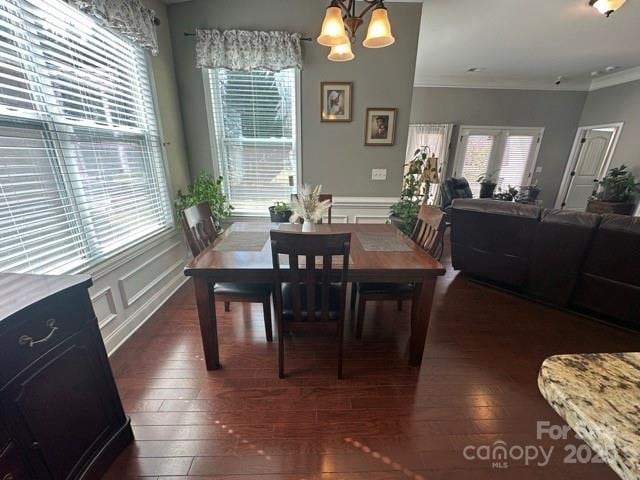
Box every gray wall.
[167,0,422,197]
[410,87,587,207]
[579,79,640,179]
[147,0,191,196]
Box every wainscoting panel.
[230,197,397,226]
[91,287,117,330]
[87,229,189,355]
[331,196,396,224]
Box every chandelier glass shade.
[317,5,349,46]
[363,5,395,48]
[589,0,627,17]
[328,38,355,62]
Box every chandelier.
[317,0,395,62]
[589,0,627,17]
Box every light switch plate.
[535,166,543,173]
[371,169,387,180]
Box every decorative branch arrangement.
[290,185,332,224]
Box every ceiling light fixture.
[318,0,395,62]
[589,0,627,17]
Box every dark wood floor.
[104,243,639,479]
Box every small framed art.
[321,82,353,122]
[364,108,397,146]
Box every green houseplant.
[174,172,233,232]
[389,148,438,235]
[587,165,639,215]
[268,201,293,223]
[494,185,519,202]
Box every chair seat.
[357,282,414,295]
[213,282,271,296]
[282,283,342,321]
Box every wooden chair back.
[270,230,350,323]
[181,202,218,257]
[411,205,446,258]
[290,193,333,224]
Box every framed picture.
[365,108,397,146]
[321,82,352,122]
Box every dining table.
[183,222,446,370]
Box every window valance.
[196,29,303,71]
[65,0,159,55]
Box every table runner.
[213,231,269,251]
[356,232,412,252]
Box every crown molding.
[589,66,640,91]
[413,78,589,92]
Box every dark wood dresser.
[0,273,133,479]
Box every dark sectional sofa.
[450,199,640,329]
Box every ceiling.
[409,0,640,90]
[162,0,640,91]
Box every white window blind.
[459,134,495,197]
[0,0,171,274]
[454,127,542,197]
[207,68,298,216]
[499,135,536,190]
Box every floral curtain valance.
[65,0,159,55]
[196,29,303,72]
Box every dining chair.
[270,230,351,378]
[291,193,333,224]
[351,205,446,339]
[181,202,273,342]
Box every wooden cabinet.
[0,273,132,480]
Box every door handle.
[18,319,58,348]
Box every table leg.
[194,277,220,370]
[410,277,437,366]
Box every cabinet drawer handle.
[18,319,58,348]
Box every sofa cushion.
[572,214,640,325]
[526,209,600,306]
[451,199,541,289]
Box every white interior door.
[561,128,615,211]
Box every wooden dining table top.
[184,222,445,282]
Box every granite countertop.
[538,352,640,480]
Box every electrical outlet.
[371,169,387,181]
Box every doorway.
[556,123,623,211]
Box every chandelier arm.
[355,0,382,19]
[334,0,349,14]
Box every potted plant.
[389,147,437,235]
[494,185,519,202]
[268,201,293,223]
[586,165,639,215]
[477,171,498,199]
[174,172,233,233]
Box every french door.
[453,126,544,197]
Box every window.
[0,0,171,274]
[453,126,543,197]
[405,124,453,205]
[206,68,299,215]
